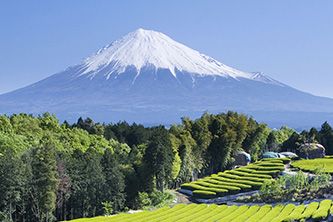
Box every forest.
[0,111,333,222]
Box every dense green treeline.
[0,112,333,221]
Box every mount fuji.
[1,28,333,128]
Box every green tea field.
[68,199,333,222]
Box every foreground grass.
[67,199,333,222]
[291,157,333,173]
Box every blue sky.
[1,1,333,97]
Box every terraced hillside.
[68,199,333,222]
[180,158,288,199]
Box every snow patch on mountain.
[250,72,286,87]
[80,28,254,80]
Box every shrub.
[231,205,260,222]
[259,178,284,200]
[246,205,272,222]
[291,158,333,173]
[212,176,263,189]
[258,205,284,222]
[192,190,216,199]
[204,178,252,189]
[219,205,249,221]
[282,204,305,221]
[312,199,332,221]
[256,162,285,167]
[299,201,319,220]
[247,165,285,171]
[285,171,309,191]
[235,167,280,176]
[261,158,284,163]
[225,170,272,179]
[271,204,296,222]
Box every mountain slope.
[0,28,332,128]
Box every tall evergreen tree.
[319,121,333,155]
[0,149,24,222]
[30,142,58,222]
[101,149,126,213]
[143,127,174,192]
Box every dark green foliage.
[101,149,126,213]
[192,190,216,199]
[319,122,333,155]
[0,149,25,222]
[143,127,174,192]
[30,139,58,222]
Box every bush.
[212,176,263,189]
[259,205,284,221]
[291,158,333,173]
[246,205,272,222]
[192,190,216,199]
[204,178,252,189]
[259,179,284,200]
[312,199,332,221]
[299,202,319,220]
[193,181,241,193]
[271,204,296,222]
[225,170,272,179]
[260,158,290,164]
[256,162,285,167]
[235,167,280,176]
[136,192,152,209]
[282,204,305,221]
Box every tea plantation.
[180,158,287,199]
[67,157,333,222]
[291,157,333,173]
[68,199,333,222]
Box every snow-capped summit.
[81,28,254,80]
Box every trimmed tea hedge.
[180,160,285,199]
[312,199,332,221]
[291,158,333,173]
[66,200,333,222]
[262,157,291,164]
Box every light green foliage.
[192,190,217,199]
[312,199,332,220]
[282,204,306,221]
[135,190,174,210]
[246,205,272,222]
[286,171,309,191]
[266,126,295,151]
[136,192,152,209]
[102,201,113,216]
[181,160,283,199]
[292,158,333,173]
[66,201,332,222]
[271,204,296,222]
[258,170,331,202]
[258,205,284,222]
[216,205,249,222]
[299,202,319,220]
[260,178,284,199]
[231,205,260,222]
